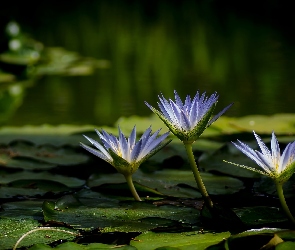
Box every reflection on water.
[2,1,295,126]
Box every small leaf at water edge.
[130,231,230,250]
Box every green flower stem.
[124,174,142,201]
[184,142,213,209]
[275,181,295,225]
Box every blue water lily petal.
[81,126,171,175]
[225,131,295,184]
[145,90,232,143]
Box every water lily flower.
[145,91,232,209]
[81,126,171,201]
[225,131,295,224]
[145,90,233,143]
[226,131,295,184]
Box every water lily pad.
[0,154,56,170]
[223,228,294,250]
[150,139,224,165]
[42,196,200,232]
[0,124,116,146]
[233,206,287,225]
[0,200,44,220]
[226,114,295,134]
[276,242,295,250]
[0,141,88,167]
[28,242,136,250]
[130,231,230,250]
[34,47,110,76]
[0,51,39,65]
[0,172,83,198]
[0,71,15,83]
[0,218,76,249]
[0,170,85,187]
[0,186,58,199]
[199,143,261,178]
[253,176,295,198]
[88,169,244,198]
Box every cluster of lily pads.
[81,90,295,225]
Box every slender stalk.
[275,181,295,225]
[124,174,142,201]
[184,142,213,209]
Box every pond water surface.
[2,1,295,126]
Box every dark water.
[2,1,295,126]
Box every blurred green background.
[1,0,295,126]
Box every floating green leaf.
[0,200,44,220]
[0,171,85,187]
[0,218,76,249]
[42,196,200,232]
[0,124,115,146]
[233,206,287,225]
[88,170,244,198]
[0,154,56,170]
[28,242,136,250]
[0,141,88,168]
[199,143,261,178]
[130,231,230,250]
[276,241,295,250]
[222,228,295,250]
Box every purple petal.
[118,127,129,160]
[174,90,183,108]
[232,141,271,174]
[130,139,143,162]
[80,142,112,162]
[180,110,191,130]
[280,142,295,172]
[208,103,233,126]
[83,135,111,159]
[138,131,169,159]
[253,131,272,160]
[128,126,137,148]
[271,132,280,170]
